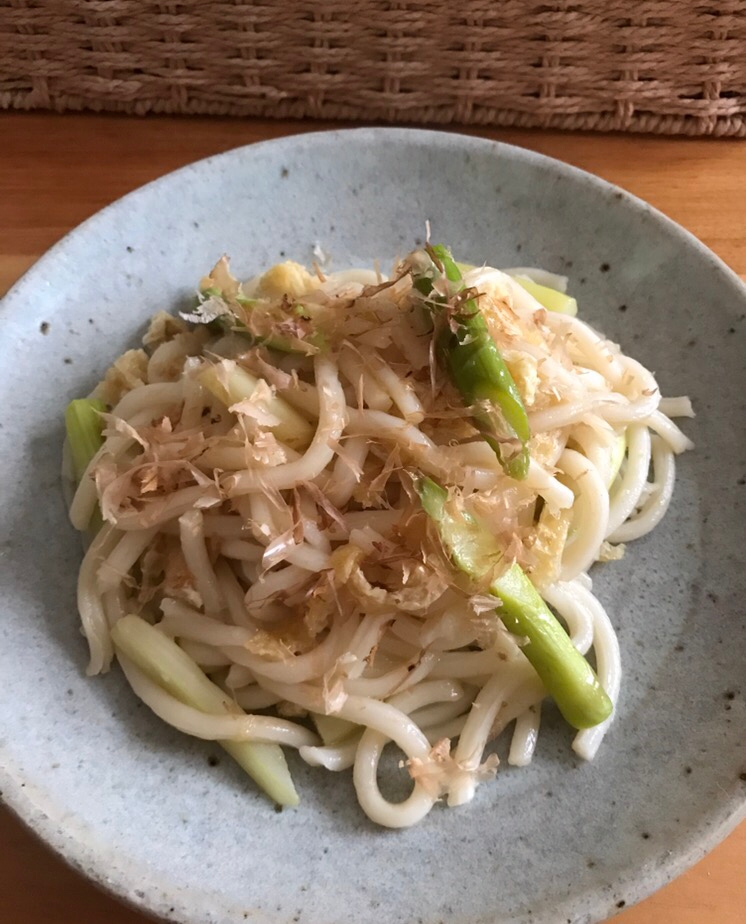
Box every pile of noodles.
[65,251,693,827]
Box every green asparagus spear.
[111,614,299,806]
[416,476,612,730]
[64,398,106,482]
[409,245,531,480]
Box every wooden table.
[0,112,744,923]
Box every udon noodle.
[64,245,693,827]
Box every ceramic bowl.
[0,129,744,924]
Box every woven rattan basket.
[1,1,745,136]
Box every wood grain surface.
[0,112,744,924]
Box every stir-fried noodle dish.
[64,243,693,827]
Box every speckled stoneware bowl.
[0,129,744,924]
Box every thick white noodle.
[525,459,575,511]
[214,560,256,629]
[97,526,158,594]
[350,681,469,827]
[273,378,321,418]
[226,357,346,493]
[606,425,652,536]
[197,443,301,471]
[191,515,251,538]
[570,421,617,490]
[284,545,331,572]
[558,448,610,580]
[610,436,676,542]
[387,679,464,716]
[179,377,208,430]
[428,650,508,680]
[343,613,395,679]
[391,611,478,653]
[423,673,542,748]
[244,564,314,613]
[179,640,232,668]
[111,381,184,421]
[423,715,468,744]
[542,581,595,654]
[410,691,470,730]
[225,663,255,687]
[335,695,431,757]
[345,652,438,699]
[233,686,283,711]
[159,602,254,647]
[179,509,224,616]
[246,492,287,545]
[345,407,439,457]
[353,730,437,828]
[389,318,431,370]
[529,386,657,432]
[338,346,392,411]
[225,617,359,685]
[326,435,369,508]
[361,348,425,423]
[300,737,361,771]
[450,665,535,806]
[114,484,219,530]
[327,509,403,539]
[508,706,541,767]
[101,584,130,631]
[297,490,332,552]
[644,410,695,454]
[568,580,622,760]
[78,524,121,675]
[219,539,263,562]
[543,313,625,386]
[249,676,336,714]
[490,677,547,739]
[529,397,617,433]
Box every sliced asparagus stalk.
[64,398,106,481]
[408,244,531,479]
[416,476,612,730]
[111,614,299,806]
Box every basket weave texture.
[1,1,745,136]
